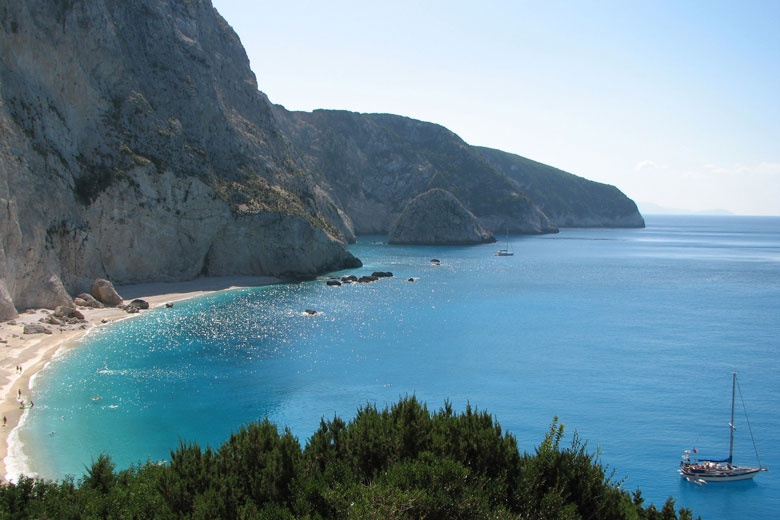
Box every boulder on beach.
[45,315,64,326]
[76,293,105,308]
[129,299,149,310]
[91,279,123,306]
[54,306,85,320]
[24,323,52,335]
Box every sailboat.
[679,372,768,484]
[495,226,513,256]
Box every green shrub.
[0,398,697,519]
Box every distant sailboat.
[495,226,513,256]
[679,372,768,484]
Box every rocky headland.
[475,147,646,228]
[1,0,643,319]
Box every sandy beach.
[0,276,280,482]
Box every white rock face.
[0,0,359,315]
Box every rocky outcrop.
[388,189,496,245]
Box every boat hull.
[679,466,763,482]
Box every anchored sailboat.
[679,372,768,484]
[495,227,513,256]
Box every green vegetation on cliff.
[475,147,645,228]
[0,397,694,519]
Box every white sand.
[0,276,280,482]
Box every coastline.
[0,276,280,483]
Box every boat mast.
[729,371,736,464]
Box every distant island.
[0,0,643,319]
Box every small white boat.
[495,227,513,256]
[679,372,768,483]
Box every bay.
[16,215,780,518]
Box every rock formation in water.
[0,0,643,317]
[388,189,496,245]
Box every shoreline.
[0,276,281,483]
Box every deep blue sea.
[12,215,780,518]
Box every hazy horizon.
[212,1,779,216]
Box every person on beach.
[17,389,21,400]
[3,416,6,427]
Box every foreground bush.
[0,396,696,519]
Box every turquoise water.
[15,215,780,518]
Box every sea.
[9,215,780,519]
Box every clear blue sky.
[212,0,780,215]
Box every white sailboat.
[495,227,513,256]
[679,372,768,484]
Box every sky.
[211,0,780,216]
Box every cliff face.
[0,0,643,319]
[475,147,645,228]
[276,108,645,236]
[0,0,358,317]
[275,109,558,236]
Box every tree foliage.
[0,397,696,519]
